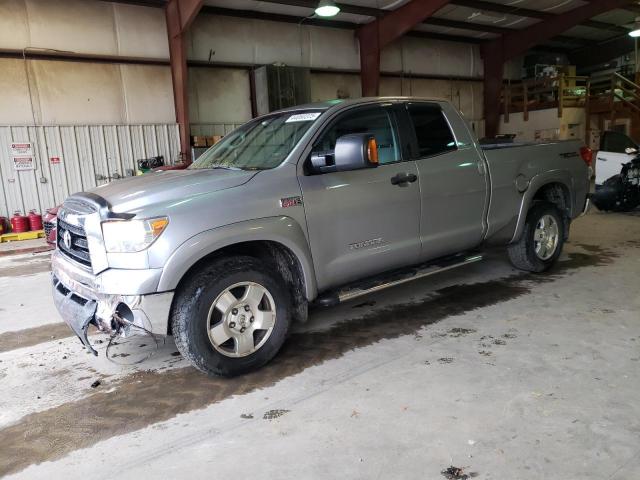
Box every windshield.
[189,110,323,170]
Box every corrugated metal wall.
[0,124,180,218]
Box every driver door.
[298,104,422,291]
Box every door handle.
[391,173,418,185]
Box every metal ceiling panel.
[203,0,310,16]
[466,0,589,15]
[202,0,374,23]
[433,4,539,29]
[564,24,624,40]
[200,0,632,52]
[591,8,636,26]
[337,0,411,10]
[413,22,499,38]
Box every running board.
[314,253,483,308]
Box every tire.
[171,255,292,377]
[508,202,565,273]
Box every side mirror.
[310,133,379,173]
[626,147,638,155]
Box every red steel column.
[358,24,381,97]
[166,0,203,162]
[482,42,504,140]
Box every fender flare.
[511,169,573,243]
[157,216,318,299]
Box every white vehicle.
[592,131,640,211]
[595,131,638,185]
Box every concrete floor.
[0,210,639,479]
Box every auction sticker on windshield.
[285,112,322,123]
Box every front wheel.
[171,256,292,377]
[508,202,565,273]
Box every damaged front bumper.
[53,276,99,354]
[51,250,174,355]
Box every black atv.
[592,155,640,212]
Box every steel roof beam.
[491,0,632,60]
[356,0,453,96]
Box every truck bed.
[481,139,588,244]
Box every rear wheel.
[171,256,292,377]
[508,202,565,273]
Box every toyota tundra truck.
[52,97,591,376]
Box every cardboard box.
[207,135,223,147]
[192,136,208,147]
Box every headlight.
[102,217,169,253]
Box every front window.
[314,106,400,165]
[190,110,323,171]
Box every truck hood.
[89,168,258,214]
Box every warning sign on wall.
[50,156,61,165]
[13,156,35,171]
[10,143,33,157]
[9,142,36,171]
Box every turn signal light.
[150,218,169,237]
[367,138,379,165]
[580,146,593,167]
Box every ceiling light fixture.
[315,0,340,17]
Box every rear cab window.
[406,103,457,159]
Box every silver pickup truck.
[52,97,591,376]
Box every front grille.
[57,219,92,268]
[44,220,55,237]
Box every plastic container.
[10,212,30,233]
[28,210,43,231]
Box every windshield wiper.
[208,165,243,171]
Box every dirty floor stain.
[0,257,51,277]
[0,323,73,353]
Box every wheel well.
[170,241,308,334]
[532,182,571,239]
[533,182,571,217]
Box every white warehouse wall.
[499,108,586,142]
[189,14,485,78]
[0,0,175,125]
[0,0,169,58]
[0,0,510,126]
[188,12,488,121]
[188,68,252,124]
[0,58,175,125]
